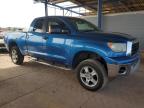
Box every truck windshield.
[69,18,100,32]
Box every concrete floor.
[0,54,144,108]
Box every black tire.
[76,59,108,91]
[10,46,24,65]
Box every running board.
[30,57,71,71]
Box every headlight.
[108,42,127,52]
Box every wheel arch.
[72,51,108,74]
[8,40,18,51]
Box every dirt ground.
[0,54,144,108]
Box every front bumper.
[106,54,140,78]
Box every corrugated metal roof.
[34,0,144,15]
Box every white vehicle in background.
[0,32,6,50]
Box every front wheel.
[76,59,108,91]
[10,46,24,65]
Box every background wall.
[82,11,144,51]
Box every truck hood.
[77,32,136,43]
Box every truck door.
[27,18,46,58]
[43,18,72,64]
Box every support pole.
[45,0,48,16]
[63,9,64,16]
[44,2,85,16]
[55,7,56,15]
[97,0,103,29]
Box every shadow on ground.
[0,55,144,108]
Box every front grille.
[131,42,139,55]
[0,44,5,47]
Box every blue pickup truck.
[4,16,140,91]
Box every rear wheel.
[76,59,108,91]
[10,46,24,65]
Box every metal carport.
[34,0,144,29]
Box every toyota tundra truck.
[4,16,140,91]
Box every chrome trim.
[33,60,71,71]
[107,59,140,78]
[107,64,119,78]
[126,41,132,56]
[130,59,140,74]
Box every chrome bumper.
[107,59,140,78]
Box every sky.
[0,0,45,28]
[0,0,82,29]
